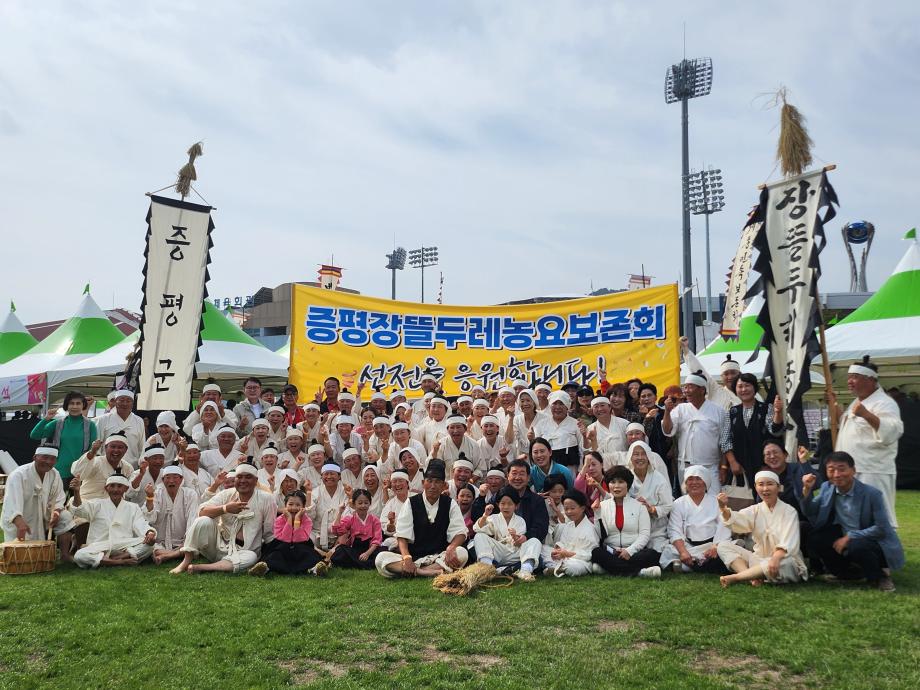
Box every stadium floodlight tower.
[686,166,725,323]
[407,246,439,303]
[385,247,407,300]
[666,56,713,351]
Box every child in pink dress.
[252,490,327,576]
[330,489,384,569]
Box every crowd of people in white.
[1,352,905,591]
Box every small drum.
[0,539,56,575]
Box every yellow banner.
[290,284,680,396]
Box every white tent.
[823,239,920,389]
[0,292,126,406]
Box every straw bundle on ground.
[432,562,498,596]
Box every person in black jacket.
[374,460,469,578]
[722,373,784,489]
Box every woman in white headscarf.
[659,465,732,574]
[627,440,673,554]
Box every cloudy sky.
[2,1,918,323]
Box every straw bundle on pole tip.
[175,141,204,199]
[774,88,813,178]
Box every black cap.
[423,459,447,481]
[562,381,579,392]
[576,385,594,397]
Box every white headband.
[684,373,708,388]
[201,401,219,412]
[481,415,499,426]
[754,470,781,485]
[486,469,506,479]
[185,443,200,452]
[35,447,58,458]
[104,434,128,447]
[373,416,391,426]
[321,463,341,474]
[430,397,449,408]
[389,391,406,401]
[371,392,386,401]
[338,392,356,402]
[535,383,552,392]
[453,459,474,471]
[335,415,356,427]
[251,419,270,429]
[234,464,259,477]
[113,389,134,400]
[105,474,130,487]
[144,446,166,458]
[626,422,645,434]
[161,466,184,478]
[720,359,741,373]
[286,427,304,438]
[590,396,610,408]
[307,444,325,455]
[446,415,467,427]
[390,471,409,482]
[498,386,515,395]
[304,403,320,412]
[342,448,360,459]
[267,406,286,416]
[391,422,410,432]
[472,399,490,408]
[362,464,380,478]
[202,383,221,394]
[456,395,473,404]
[848,364,878,379]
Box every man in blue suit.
[801,451,904,592]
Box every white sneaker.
[639,566,662,579]
[591,563,605,575]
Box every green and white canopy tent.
[0,302,38,365]
[49,301,289,399]
[823,238,920,389]
[689,294,770,378]
[0,292,127,406]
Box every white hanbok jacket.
[1,463,67,541]
[144,486,200,549]
[73,498,154,555]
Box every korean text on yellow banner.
[289,284,679,396]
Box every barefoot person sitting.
[170,462,276,575]
[143,465,200,565]
[71,473,156,568]
[716,470,808,588]
[375,460,469,578]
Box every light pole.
[385,247,407,300]
[686,167,725,324]
[666,56,713,351]
[408,246,439,303]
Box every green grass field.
[1,492,918,690]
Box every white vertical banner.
[137,196,214,411]
[750,169,837,451]
[720,217,759,338]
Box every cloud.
[0,1,918,323]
